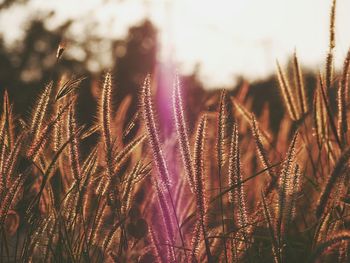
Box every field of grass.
[1,0,350,262]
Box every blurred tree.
[0,17,92,115]
[111,20,157,116]
[0,0,28,10]
[0,12,210,140]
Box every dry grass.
[1,0,350,262]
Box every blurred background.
[0,0,349,131]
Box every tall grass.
[1,0,350,262]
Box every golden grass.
[1,1,350,262]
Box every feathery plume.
[173,73,195,192]
[313,213,332,247]
[0,123,7,197]
[325,0,337,90]
[89,199,108,246]
[67,104,81,181]
[251,114,277,195]
[217,89,229,168]
[53,104,63,151]
[102,217,126,253]
[189,221,201,263]
[4,133,24,185]
[141,74,171,187]
[193,114,212,262]
[338,48,350,144]
[337,80,346,146]
[283,164,301,237]
[293,51,308,115]
[277,132,298,247]
[313,83,328,149]
[30,82,53,139]
[217,89,230,263]
[101,72,114,178]
[56,42,65,60]
[228,123,249,235]
[2,90,14,148]
[193,115,208,223]
[318,71,342,148]
[276,61,299,121]
[97,72,118,199]
[55,76,86,101]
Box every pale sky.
[1,0,350,88]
